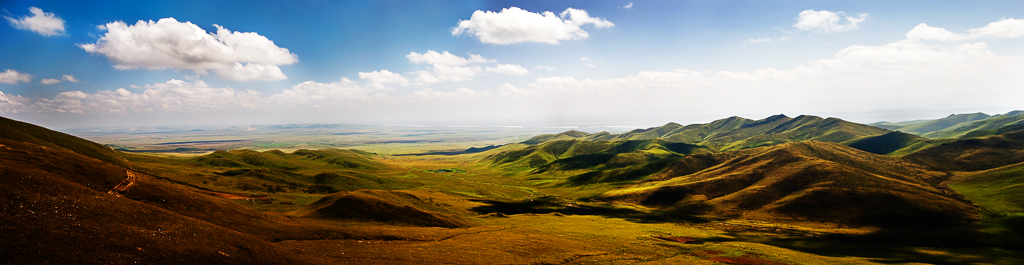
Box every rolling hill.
[871,110,1024,139]
[904,126,1024,172]
[600,141,978,228]
[522,114,891,151]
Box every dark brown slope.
[0,139,312,265]
[905,128,1024,171]
[0,116,128,167]
[602,141,977,228]
[295,190,469,228]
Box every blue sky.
[1,0,1023,128]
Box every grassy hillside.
[846,131,947,156]
[870,110,1024,139]
[0,138,315,264]
[521,115,890,152]
[904,128,1024,171]
[294,189,470,228]
[949,162,1024,215]
[601,142,976,228]
[0,115,128,167]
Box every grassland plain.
[5,114,1024,264]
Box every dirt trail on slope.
[107,170,138,197]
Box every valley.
[3,112,1024,264]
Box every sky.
[1,0,1023,129]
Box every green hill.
[600,141,977,228]
[847,131,947,156]
[870,110,1024,139]
[523,115,890,152]
[295,189,469,228]
[949,162,1024,215]
[904,127,1024,171]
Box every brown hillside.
[297,190,469,228]
[904,129,1024,171]
[0,139,313,264]
[602,141,977,228]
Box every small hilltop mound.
[296,190,470,228]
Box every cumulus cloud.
[359,70,409,89]
[270,78,391,109]
[623,3,634,9]
[62,75,80,83]
[535,65,555,71]
[0,91,31,114]
[79,18,297,81]
[0,69,33,84]
[794,9,867,33]
[485,64,529,75]
[406,50,494,65]
[451,7,614,45]
[39,74,81,85]
[5,7,65,36]
[406,50,525,84]
[907,18,1024,41]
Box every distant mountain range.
[870,110,1024,139]
[486,112,1024,227]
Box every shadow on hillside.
[468,196,713,224]
[699,216,1024,264]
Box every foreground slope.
[0,116,128,167]
[601,141,977,228]
[0,138,312,264]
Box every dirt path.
[107,170,138,197]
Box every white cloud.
[485,64,529,75]
[271,78,391,109]
[405,50,524,84]
[62,75,80,83]
[39,74,81,85]
[748,38,773,43]
[497,83,531,96]
[211,63,287,81]
[0,91,31,114]
[451,7,614,45]
[907,18,1024,41]
[5,7,65,37]
[413,65,483,84]
[79,18,297,81]
[0,69,32,84]
[406,50,494,65]
[585,63,596,68]
[535,65,555,71]
[359,70,409,89]
[31,79,266,114]
[794,9,867,33]
[623,3,634,9]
